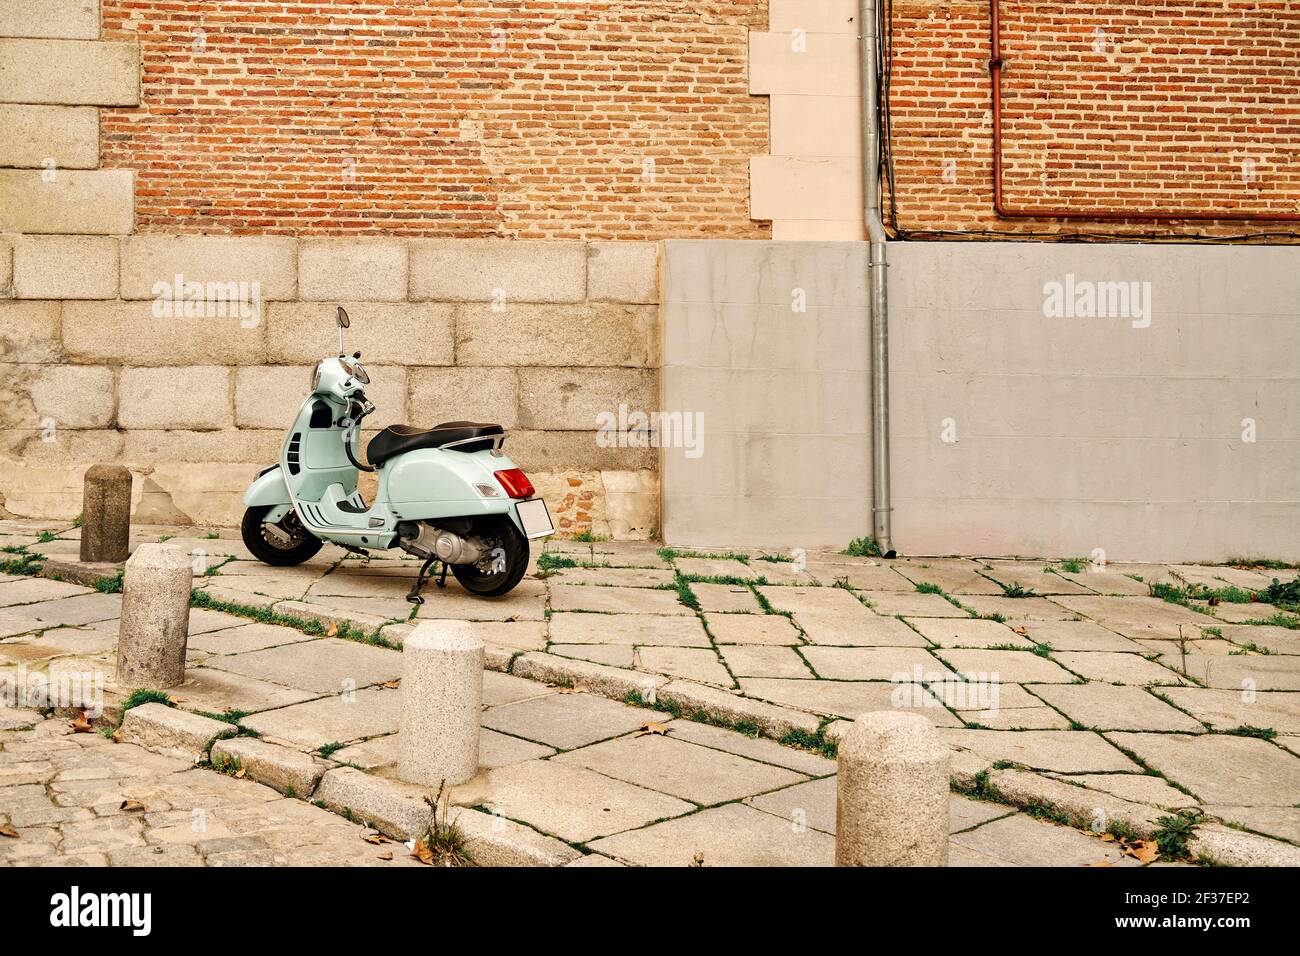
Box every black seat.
[366,422,503,466]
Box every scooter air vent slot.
[286,433,302,475]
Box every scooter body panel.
[243,466,291,508]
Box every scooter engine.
[397,521,487,565]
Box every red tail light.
[494,468,535,499]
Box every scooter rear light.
[493,468,535,499]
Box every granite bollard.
[836,711,949,866]
[397,620,483,787]
[115,544,192,689]
[80,464,132,563]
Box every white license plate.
[516,498,554,539]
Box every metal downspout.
[860,0,895,557]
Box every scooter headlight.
[311,361,324,393]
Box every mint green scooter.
[241,307,553,600]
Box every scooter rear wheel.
[241,505,324,567]
[450,516,529,597]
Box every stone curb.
[510,651,668,702]
[211,736,330,798]
[118,702,237,763]
[454,807,582,867]
[984,768,1165,838]
[1189,823,1300,867]
[39,556,122,587]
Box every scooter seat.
[366,422,503,466]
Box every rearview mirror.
[336,306,351,329]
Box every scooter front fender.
[243,465,292,508]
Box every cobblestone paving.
[3,518,1298,865]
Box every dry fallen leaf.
[1012,626,1028,636]
[363,833,390,845]
[505,614,520,622]
[326,623,339,637]
[557,684,587,695]
[110,727,124,744]
[69,711,93,734]
[635,722,670,738]
[233,768,246,779]
[120,800,147,813]
[1100,833,1116,842]
[411,839,435,865]
[377,850,393,861]
[0,823,18,838]
[1124,840,1160,864]
[379,680,400,689]
[1084,860,1113,867]
[689,851,705,867]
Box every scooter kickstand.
[435,562,449,589]
[407,556,437,605]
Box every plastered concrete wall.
[661,239,1300,561]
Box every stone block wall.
[0,236,662,535]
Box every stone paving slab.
[800,645,954,681]
[805,562,917,590]
[1017,619,1149,652]
[588,802,835,867]
[1028,684,1206,733]
[662,719,835,776]
[862,590,967,617]
[691,582,762,612]
[551,643,635,667]
[636,645,732,685]
[550,567,676,588]
[1216,624,1300,655]
[909,617,1034,648]
[718,644,815,679]
[479,692,666,751]
[240,687,402,751]
[672,557,756,580]
[705,614,803,645]
[979,562,1096,595]
[186,621,318,657]
[549,584,690,615]
[958,595,1079,621]
[1160,687,1300,735]
[941,728,1139,773]
[169,668,319,715]
[739,677,960,725]
[466,760,694,844]
[1106,732,1300,806]
[1052,650,1189,686]
[553,733,808,805]
[548,612,711,647]
[892,560,1006,594]
[795,610,928,647]
[201,637,403,695]
[756,585,870,617]
[938,648,1078,684]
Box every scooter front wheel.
[451,516,529,597]
[241,505,324,567]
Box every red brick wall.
[101,1,769,238]
[887,0,1300,237]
